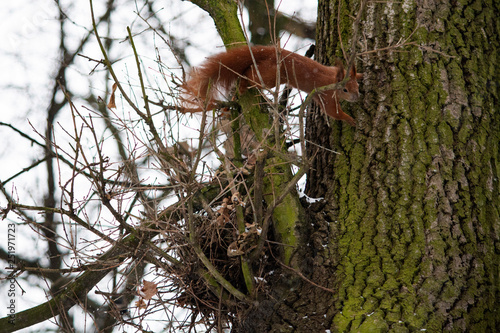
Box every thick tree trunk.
[305,0,500,331]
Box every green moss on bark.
[316,0,500,332]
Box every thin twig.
[346,0,368,76]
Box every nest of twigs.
[166,194,277,327]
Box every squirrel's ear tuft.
[349,65,357,78]
[356,73,363,80]
[334,59,345,82]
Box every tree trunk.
[307,0,500,331]
[237,0,500,332]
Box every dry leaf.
[216,197,232,225]
[135,299,147,309]
[107,83,117,108]
[227,241,244,257]
[137,280,157,300]
[231,192,241,205]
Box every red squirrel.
[182,45,362,126]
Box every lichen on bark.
[309,0,500,332]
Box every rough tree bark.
[303,0,499,331]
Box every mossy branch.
[189,0,246,46]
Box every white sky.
[0,0,317,331]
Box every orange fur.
[182,45,362,126]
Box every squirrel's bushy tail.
[181,46,277,112]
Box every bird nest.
[156,193,277,330]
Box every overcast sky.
[0,1,316,331]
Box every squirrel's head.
[335,63,363,102]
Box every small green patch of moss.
[358,311,389,332]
